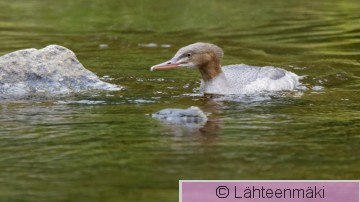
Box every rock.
[0,45,120,97]
[152,106,208,127]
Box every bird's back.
[201,64,300,94]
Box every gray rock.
[152,106,208,127]
[0,45,120,97]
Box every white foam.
[55,100,106,105]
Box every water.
[0,0,359,201]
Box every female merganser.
[150,42,300,95]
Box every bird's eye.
[187,53,192,57]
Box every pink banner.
[180,181,359,202]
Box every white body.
[200,64,300,95]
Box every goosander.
[150,42,300,94]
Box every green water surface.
[0,0,359,201]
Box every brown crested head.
[150,42,224,81]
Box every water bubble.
[99,44,109,48]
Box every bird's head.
[150,42,223,71]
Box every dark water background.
[0,0,359,201]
